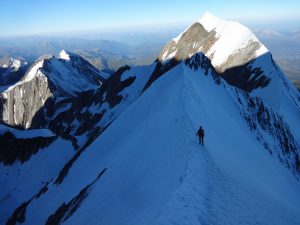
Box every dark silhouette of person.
[196,126,205,146]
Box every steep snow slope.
[10,55,300,225]
[0,62,157,223]
[0,136,74,224]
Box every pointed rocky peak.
[159,12,269,72]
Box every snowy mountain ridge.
[4,50,103,95]
[160,13,300,113]
[3,50,299,225]
[0,12,300,225]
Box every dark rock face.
[234,89,300,177]
[145,52,220,92]
[185,52,221,85]
[6,199,31,225]
[158,22,218,62]
[220,55,271,92]
[32,65,137,150]
[0,72,52,128]
[104,65,135,108]
[6,182,50,225]
[0,131,56,165]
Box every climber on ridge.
[196,125,205,146]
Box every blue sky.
[1,0,300,36]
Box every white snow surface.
[204,18,268,67]
[23,60,44,83]
[16,61,300,225]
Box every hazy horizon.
[1,0,300,37]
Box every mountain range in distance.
[0,24,299,90]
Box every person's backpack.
[200,128,204,137]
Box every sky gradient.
[1,0,300,36]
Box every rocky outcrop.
[1,71,52,128]
[220,54,271,92]
[0,129,56,165]
[158,22,218,62]
[233,88,300,177]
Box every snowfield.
[9,60,300,225]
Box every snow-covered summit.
[4,50,104,95]
[0,57,27,71]
[0,50,106,129]
[197,12,221,32]
[58,50,84,62]
[59,49,71,61]
[158,12,300,113]
[160,12,268,71]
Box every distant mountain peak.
[160,12,268,72]
[0,56,27,70]
[59,49,71,61]
[0,56,29,87]
[57,49,82,61]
